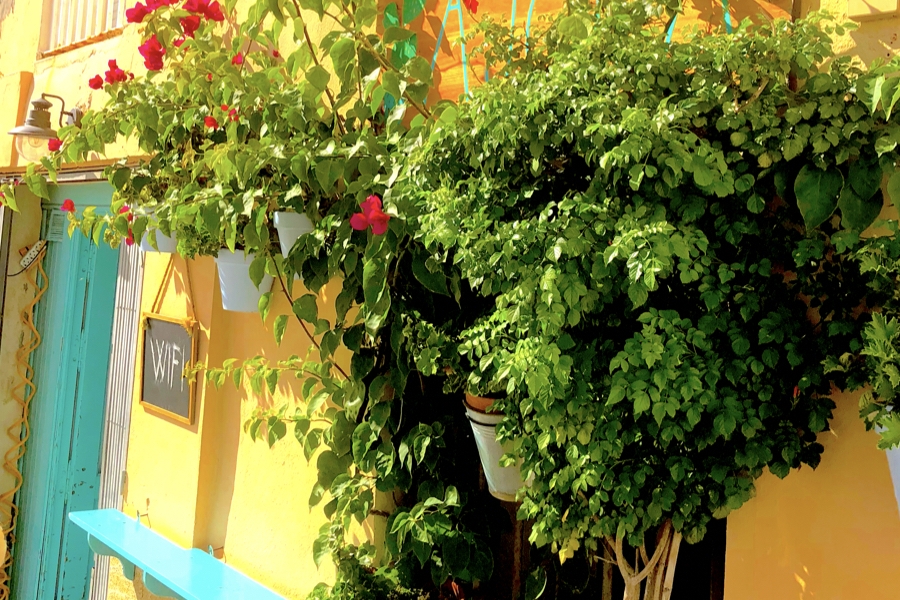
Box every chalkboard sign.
[138,314,197,424]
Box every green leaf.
[402,0,425,24]
[273,314,288,345]
[267,419,287,447]
[383,2,400,27]
[557,15,588,39]
[837,185,882,231]
[315,159,343,192]
[384,26,415,45]
[306,65,331,91]
[848,158,881,200]
[887,170,900,205]
[329,38,356,82]
[412,253,448,295]
[292,294,318,323]
[442,536,470,574]
[298,0,324,18]
[794,165,843,229]
[249,255,266,288]
[352,422,378,462]
[258,292,272,323]
[525,567,548,600]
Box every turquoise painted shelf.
[68,509,284,600]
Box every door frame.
[10,182,120,600]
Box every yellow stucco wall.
[107,254,337,599]
[724,391,900,600]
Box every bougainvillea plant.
[4,0,900,599]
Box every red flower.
[147,0,177,7]
[125,2,151,22]
[462,0,478,13]
[183,0,224,21]
[61,199,76,213]
[138,35,166,71]
[231,52,243,66]
[48,138,62,152]
[125,229,135,246]
[793,385,800,399]
[228,108,239,122]
[206,73,213,81]
[204,116,219,128]
[220,103,228,111]
[272,49,280,58]
[204,1,225,21]
[88,74,104,89]
[173,37,186,48]
[180,15,201,37]
[104,59,129,84]
[119,205,134,222]
[350,195,390,235]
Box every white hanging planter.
[877,425,900,518]
[139,229,178,254]
[215,249,274,313]
[464,394,530,502]
[273,211,314,258]
[886,446,900,518]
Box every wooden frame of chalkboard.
[137,312,198,425]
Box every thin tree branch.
[273,258,350,380]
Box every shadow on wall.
[0,0,13,24]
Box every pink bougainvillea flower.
[204,116,219,128]
[368,210,390,235]
[60,199,76,213]
[349,213,369,231]
[138,34,166,71]
[119,205,134,222]
[228,108,239,122]
[350,195,390,235]
[47,138,62,152]
[463,0,478,12]
[125,2,151,22]
[147,0,177,8]
[204,0,225,20]
[125,229,135,246]
[183,0,224,21]
[173,37,186,48]
[180,15,201,37]
[231,52,244,66]
[88,74,104,89]
[104,59,129,84]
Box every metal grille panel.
[88,244,142,600]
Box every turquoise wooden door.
[11,182,120,600]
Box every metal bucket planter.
[464,393,529,502]
[139,229,178,254]
[273,211,314,258]
[215,249,273,313]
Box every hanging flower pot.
[214,249,273,313]
[139,229,178,253]
[886,445,900,517]
[464,393,530,502]
[273,211,314,258]
[877,425,900,517]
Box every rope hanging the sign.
[149,254,196,323]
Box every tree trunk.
[607,520,683,600]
